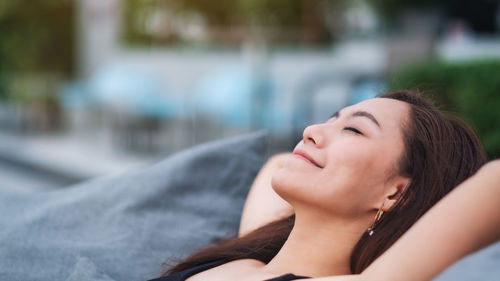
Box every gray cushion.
[434,241,500,281]
[1,130,499,281]
[0,132,267,281]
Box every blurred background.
[0,0,499,192]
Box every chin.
[271,168,286,191]
[271,168,307,202]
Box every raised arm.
[312,160,500,281]
[238,153,294,237]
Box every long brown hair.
[162,90,487,276]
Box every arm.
[312,160,500,281]
[238,153,294,237]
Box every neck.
[264,210,368,278]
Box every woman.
[150,90,500,281]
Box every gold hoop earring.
[367,203,385,236]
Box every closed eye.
[344,127,363,135]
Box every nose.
[302,123,325,147]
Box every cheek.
[325,139,396,182]
[315,143,397,208]
[325,141,377,177]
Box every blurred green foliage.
[0,0,74,99]
[372,0,499,32]
[122,0,345,46]
[371,0,448,20]
[389,60,500,159]
[237,0,344,28]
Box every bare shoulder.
[478,159,500,175]
[463,159,500,188]
[238,153,294,237]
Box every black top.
[148,259,311,281]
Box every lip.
[293,149,322,168]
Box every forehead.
[345,98,410,132]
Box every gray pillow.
[0,132,268,281]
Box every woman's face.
[272,98,410,219]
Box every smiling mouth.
[292,151,322,168]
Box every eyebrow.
[331,110,381,128]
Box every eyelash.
[328,116,363,135]
[344,127,363,135]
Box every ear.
[381,176,411,211]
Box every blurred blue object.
[193,66,252,126]
[193,65,275,128]
[88,66,183,118]
[347,80,386,105]
[59,81,91,109]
